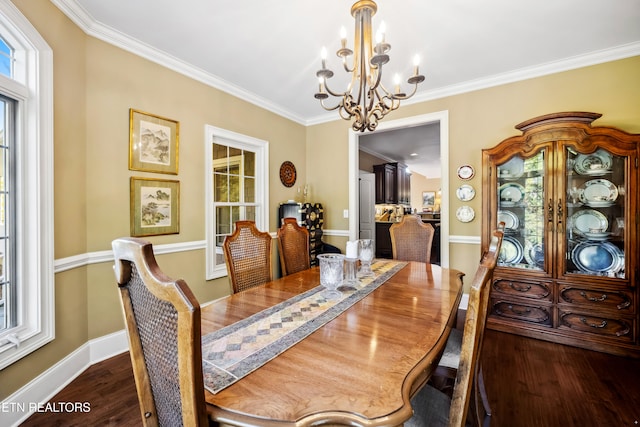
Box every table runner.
[201,259,407,394]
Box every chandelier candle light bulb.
[314,0,425,132]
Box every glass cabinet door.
[496,150,547,271]
[564,147,626,279]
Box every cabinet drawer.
[558,310,634,342]
[558,285,634,312]
[491,299,552,326]
[492,279,552,301]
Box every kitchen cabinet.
[373,162,410,205]
[374,163,396,204]
[375,222,393,258]
[481,112,639,357]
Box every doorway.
[348,111,450,267]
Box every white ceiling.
[52,0,640,176]
[360,123,441,178]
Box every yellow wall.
[2,0,305,399]
[307,56,640,286]
[2,0,640,401]
[410,174,441,213]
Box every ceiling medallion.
[314,0,425,132]
[279,161,297,187]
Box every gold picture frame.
[130,177,180,236]
[129,108,179,174]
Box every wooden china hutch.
[481,112,639,357]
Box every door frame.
[348,110,450,267]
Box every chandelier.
[314,0,425,132]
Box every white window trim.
[205,126,269,280]
[0,0,55,369]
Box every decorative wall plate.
[456,205,475,222]
[456,184,476,201]
[457,165,475,180]
[279,161,297,187]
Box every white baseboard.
[1,330,128,427]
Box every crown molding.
[306,41,640,126]
[50,0,307,126]
[51,1,640,129]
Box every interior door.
[359,171,375,244]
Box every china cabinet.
[481,112,639,357]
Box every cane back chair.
[277,217,311,276]
[389,214,435,263]
[223,220,273,293]
[112,237,208,427]
[407,225,504,427]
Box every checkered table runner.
[202,259,407,394]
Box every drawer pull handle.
[617,300,631,310]
[579,291,607,303]
[510,282,531,292]
[580,317,607,329]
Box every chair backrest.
[112,237,208,427]
[389,214,435,263]
[223,220,273,293]
[277,217,310,276]
[448,226,504,427]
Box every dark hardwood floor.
[21,330,640,426]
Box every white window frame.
[205,126,269,280]
[0,0,54,369]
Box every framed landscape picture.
[130,177,180,236]
[422,191,436,207]
[129,109,179,174]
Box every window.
[205,126,269,280]
[0,94,15,333]
[0,1,54,369]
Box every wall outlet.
[343,209,349,218]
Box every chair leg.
[429,366,457,398]
[478,366,492,421]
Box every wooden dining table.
[201,261,464,427]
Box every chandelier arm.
[390,82,420,100]
[313,0,425,132]
[376,80,395,99]
[341,56,355,73]
[322,80,350,98]
[342,94,359,118]
[368,63,383,92]
[373,87,394,109]
[319,98,346,112]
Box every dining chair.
[389,214,435,263]
[431,224,505,398]
[223,220,273,293]
[277,217,311,276]
[112,237,209,427]
[406,224,504,427]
